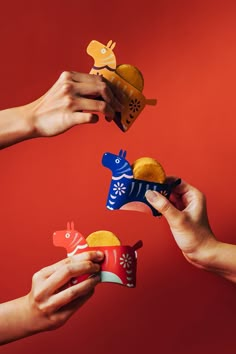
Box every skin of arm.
[0,71,123,149]
[0,251,104,345]
[145,180,236,283]
[0,71,121,344]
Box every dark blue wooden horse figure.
[102,149,181,216]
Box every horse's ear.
[67,222,70,230]
[106,40,113,48]
[119,149,123,157]
[110,42,116,50]
[71,221,74,230]
[123,150,127,158]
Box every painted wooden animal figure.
[53,222,143,288]
[53,221,88,257]
[102,150,181,216]
[87,39,157,132]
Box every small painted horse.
[53,222,142,287]
[102,150,180,216]
[86,39,156,132]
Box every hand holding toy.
[53,222,143,288]
[102,149,181,216]
[87,39,157,132]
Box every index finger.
[70,72,104,83]
[166,177,194,196]
[39,251,104,279]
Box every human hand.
[145,179,217,267]
[26,71,123,138]
[24,250,104,334]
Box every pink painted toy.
[53,222,143,288]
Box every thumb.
[145,190,181,226]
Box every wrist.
[185,240,236,282]
[0,105,37,149]
[0,295,39,345]
[17,103,39,139]
[17,294,39,337]
[183,235,220,270]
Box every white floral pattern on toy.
[53,222,143,288]
[102,149,181,216]
[120,253,132,268]
[113,182,126,196]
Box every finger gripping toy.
[102,149,181,216]
[87,39,157,132]
[53,222,143,288]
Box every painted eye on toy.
[115,158,121,163]
[65,232,70,239]
[101,48,107,54]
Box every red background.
[0,0,236,353]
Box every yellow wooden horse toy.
[87,39,157,132]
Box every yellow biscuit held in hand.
[86,230,121,247]
[132,157,166,183]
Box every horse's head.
[86,39,117,70]
[53,221,88,255]
[102,149,133,177]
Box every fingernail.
[105,115,113,122]
[145,190,158,202]
[96,251,104,260]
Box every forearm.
[0,295,36,345]
[0,105,35,149]
[185,239,236,283]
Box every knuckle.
[158,199,171,214]
[97,100,107,113]
[31,287,44,303]
[59,71,71,81]
[32,271,40,283]
[94,74,103,82]
[37,301,56,320]
[64,95,74,109]
[37,267,48,278]
[49,315,67,329]
[63,257,71,265]
[66,263,75,276]
[61,82,73,95]
[32,269,46,284]
[85,260,94,272]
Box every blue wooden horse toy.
[102,149,181,216]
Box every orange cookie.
[132,157,166,183]
[116,64,144,92]
[86,230,121,247]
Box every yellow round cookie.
[116,64,144,92]
[132,157,166,183]
[86,230,121,247]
